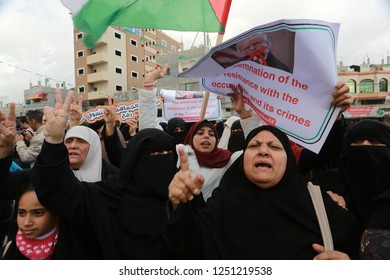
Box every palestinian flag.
[62,0,232,48]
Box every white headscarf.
[217,116,240,149]
[64,126,102,182]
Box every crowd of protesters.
[1,63,389,260]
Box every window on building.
[93,87,97,91]
[185,82,199,91]
[114,32,122,39]
[78,86,85,93]
[131,55,138,62]
[115,67,123,74]
[171,45,177,51]
[360,79,374,93]
[130,39,137,46]
[161,40,167,47]
[76,33,83,40]
[131,71,138,78]
[127,28,141,35]
[77,68,84,76]
[346,79,356,93]
[116,85,123,91]
[115,50,122,57]
[379,78,388,92]
[77,50,84,58]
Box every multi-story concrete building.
[73,26,180,104]
[338,56,390,124]
[0,82,68,117]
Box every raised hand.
[227,84,251,119]
[124,118,138,137]
[168,147,204,209]
[104,96,118,136]
[43,88,73,144]
[69,94,84,127]
[0,102,16,159]
[331,81,353,119]
[144,64,169,89]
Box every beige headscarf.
[64,126,102,182]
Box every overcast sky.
[1,0,389,104]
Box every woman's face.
[244,130,287,189]
[17,191,57,239]
[65,137,91,169]
[192,126,217,153]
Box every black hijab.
[116,128,178,259]
[227,119,245,153]
[188,125,359,259]
[166,117,187,144]
[120,128,177,197]
[341,120,390,229]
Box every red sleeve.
[289,141,302,165]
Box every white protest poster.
[160,89,222,122]
[81,97,163,123]
[179,19,340,153]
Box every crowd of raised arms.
[1,64,390,260]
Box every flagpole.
[199,32,225,121]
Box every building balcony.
[87,91,110,100]
[94,32,109,47]
[87,53,108,66]
[87,72,108,84]
[145,45,157,54]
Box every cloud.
[0,0,74,103]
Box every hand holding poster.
[179,19,341,153]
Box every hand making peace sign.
[43,88,74,144]
[0,102,16,159]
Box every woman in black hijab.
[339,120,390,259]
[312,119,390,259]
[166,117,188,144]
[115,128,179,259]
[169,125,360,259]
[340,120,390,223]
[227,119,245,153]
